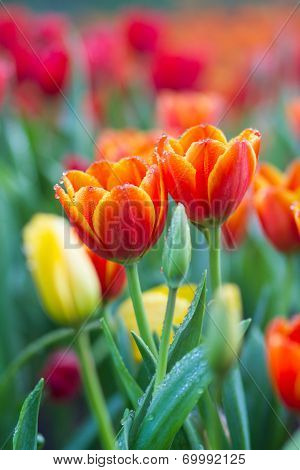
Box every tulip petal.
[186,139,226,203]
[178,124,227,153]
[55,185,101,252]
[161,151,200,219]
[255,163,284,191]
[63,170,100,193]
[106,156,148,190]
[92,184,156,261]
[285,159,300,192]
[255,188,300,252]
[232,128,261,159]
[141,163,168,247]
[86,161,114,189]
[208,139,256,221]
[74,186,108,228]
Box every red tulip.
[123,10,161,54]
[151,50,204,91]
[42,349,81,401]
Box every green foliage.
[223,366,251,450]
[13,379,44,450]
[132,346,212,449]
[168,272,207,370]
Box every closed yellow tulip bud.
[118,284,196,361]
[23,214,101,326]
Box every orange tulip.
[95,128,160,164]
[266,315,300,411]
[156,91,225,136]
[54,150,167,263]
[158,124,260,227]
[86,249,126,302]
[254,161,300,252]
[222,194,251,249]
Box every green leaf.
[131,331,156,377]
[223,366,251,450]
[128,378,155,446]
[198,389,229,450]
[100,319,142,409]
[282,429,300,450]
[238,318,252,342]
[183,417,204,450]
[132,345,212,450]
[117,409,135,450]
[13,379,44,450]
[168,272,206,370]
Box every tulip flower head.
[55,148,167,263]
[119,284,195,361]
[23,214,100,326]
[254,161,300,252]
[266,315,300,411]
[158,124,261,228]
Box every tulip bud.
[162,204,191,289]
[42,349,81,400]
[206,284,242,374]
[23,214,101,326]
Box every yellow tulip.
[23,214,101,326]
[118,284,196,360]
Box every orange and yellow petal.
[74,186,108,228]
[233,128,261,159]
[86,161,114,189]
[208,139,256,221]
[285,160,300,192]
[63,170,100,193]
[106,157,148,190]
[92,184,156,262]
[178,124,227,153]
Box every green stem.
[125,263,158,357]
[154,287,177,390]
[198,389,229,450]
[76,331,116,450]
[208,224,222,293]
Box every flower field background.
[0,1,300,450]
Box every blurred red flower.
[151,49,204,91]
[42,349,81,401]
[123,9,161,54]
[63,154,90,172]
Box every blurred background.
[0,0,300,450]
